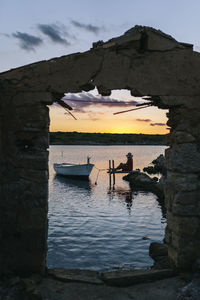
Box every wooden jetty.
[107,160,132,189]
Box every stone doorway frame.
[0,26,200,275]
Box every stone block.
[0,227,47,275]
[171,191,200,216]
[168,131,196,144]
[1,180,48,209]
[13,152,49,170]
[167,212,200,236]
[164,225,172,244]
[147,30,183,51]
[171,232,200,251]
[125,50,200,96]
[168,244,199,269]
[18,208,48,230]
[47,51,103,93]
[167,106,200,138]
[149,242,168,258]
[166,170,200,192]
[166,143,200,173]
[101,269,175,287]
[160,96,200,109]
[172,203,200,216]
[164,186,175,211]
[173,190,200,206]
[93,51,131,90]
[167,108,200,139]
[167,246,179,268]
[20,169,49,183]
[11,92,53,106]
[48,269,103,285]
[103,28,141,48]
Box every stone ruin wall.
[0,86,52,275]
[0,26,200,275]
[165,101,200,268]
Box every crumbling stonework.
[0,86,52,275]
[0,25,199,275]
[165,103,200,269]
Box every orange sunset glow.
[49,90,169,134]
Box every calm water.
[47,145,167,271]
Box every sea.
[47,145,167,271]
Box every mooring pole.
[112,160,115,187]
[109,160,111,188]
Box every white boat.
[53,157,94,179]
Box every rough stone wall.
[1,27,200,98]
[0,26,200,274]
[164,99,200,269]
[0,87,53,275]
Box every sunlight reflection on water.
[47,145,167,270]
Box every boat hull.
[53,163,94,178]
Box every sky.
[1,0,200,134]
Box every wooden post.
[112,160,115,186]
[109,160,111,188]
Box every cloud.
[136,118,151,122]
[87,113,101,121]
[12,32,43,51]
[90,117,100,121]
[1,33,10,38]
[150,122,166,127]
[71,20,103,34]
[38,24,70,45]
[62,92,141,113]
[81,116,101,121]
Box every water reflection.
[125,194,133,212]
[48,145,167,270]
[53,175,93,191]
[108,187,134,213]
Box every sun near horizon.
[49,107,169,134]
[49,90,169,135]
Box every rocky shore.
[1,267,200,300]
[123,154,167,207]
[123,170,165,201]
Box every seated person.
[115,152,133,171]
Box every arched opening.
[47,89,169,270]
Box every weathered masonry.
[0,26,200,275]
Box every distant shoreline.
[50,143,166,146]
[50,132,166,146]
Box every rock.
[142,236,150,240]
[123,171,164,200]
[149,243,170,269]
[124,171,154,185]
[177,278,200,300]
[149,242,168,259]
[0,276,43,300]
[143,154,166,175]
[100,269,175,287]
[48,268,103,285]
[143,166,158,174]
[152,256,171,270]
[152,154,165,167]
